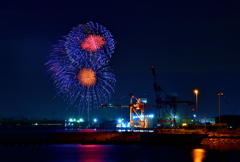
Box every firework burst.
[77,68,97,87]
[46,52,116,113]
[81,35,106,52]
[46,21,116,113]
[64,21,115,63]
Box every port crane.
[100,92,156,128]
[151,66,194,128]
[100,67,194,128]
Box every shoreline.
[1,128,240,147]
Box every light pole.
[194,90,198,129]
[218,91,223,124]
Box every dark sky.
[0,0,240,121]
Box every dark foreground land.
[2,128,240,147]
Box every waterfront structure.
[215,115,240,126]
[0,119,66,129]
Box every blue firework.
[64,21,115,64]
[46,48,116,112]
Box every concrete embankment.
[48,132,141,144]
[0,129,211,146]
[48,132,208,145]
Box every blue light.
[94,118,97,122]
[118,119,122,123]
[149,114,154,118]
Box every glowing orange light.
[77,68,96,87]
[194,90,198,94]
[182,123,187,126]
[192,149,206,162]
[81,35,106,52]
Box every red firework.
[77,68,97,87]
[81,35,106,52]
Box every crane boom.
[151,66,194,128]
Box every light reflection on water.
[192,148,206,162]
[0,144,240,161]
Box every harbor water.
[1,144,240,161]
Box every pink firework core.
[81,35,106,52]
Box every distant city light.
[116,120,130,128]
[193,114,196,118]
[148,114,154,118]
[93,118,97,122]
[68,118,84,123]
[182,123,187,126]
[133,115,154,119]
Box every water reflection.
[192,148,206,162]
[77,144,110,161]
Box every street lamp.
[194,90,198,128]
[218,91,223,124]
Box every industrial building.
[215,115,240,126]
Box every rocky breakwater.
[201,138,240,145]
[201,132,240,145]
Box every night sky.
[1,0,240,121]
